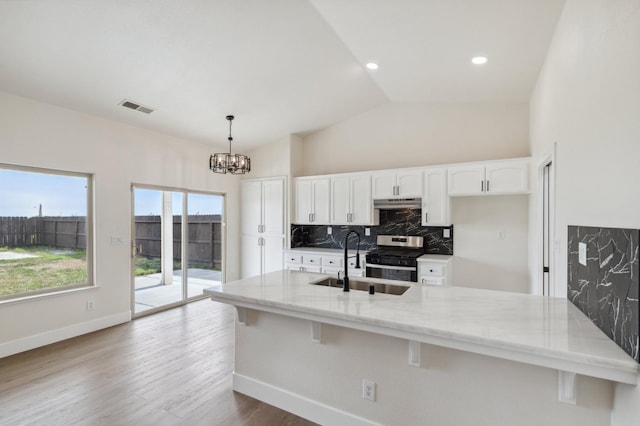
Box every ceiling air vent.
[119,99,155,114]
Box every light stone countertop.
[284,247,366,256]
[205,270,638,384]
[417,254,452,263]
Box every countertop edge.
[205,288,638,385]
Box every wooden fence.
[135,215,222,269]
[0,215,222,269]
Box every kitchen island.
[205,270,637,426]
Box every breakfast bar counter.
[205,270,638,425]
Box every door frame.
[130,183,226,318]
[535,145,557,296]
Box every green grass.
[0,246,87,296]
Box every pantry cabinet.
[241,177,286,278]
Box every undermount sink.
[311,277,410,296]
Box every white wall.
[302,102,531,292]
[528,0,640,423]
[0,91,241,356]
[452,195,530,293]
[302,102,529,176]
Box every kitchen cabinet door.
[372,170,422,199]
[330,174,374,225]
[241,180,262,234]
[485,160,528,194]
[312,178,331,224]
[263,178,285,235]
[396,170,423,197]
[263,236,284,274]
[241,235,262,279]
[330,175,350,224]
[422,167,450,226]
[295,177,330,224]
[447,165,485,196]
[371,173,396,199]
[294,179,313,224]
[349,174,373,224]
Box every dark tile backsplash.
[568,225,639,362]
[291,208,453,255]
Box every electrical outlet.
[87,300,96,311]
[497,231,506,240]
[579,242,587,266]
[362,379,376,401]
[327,227,332,235]
[443,228,451,238]
[365,228,371,236]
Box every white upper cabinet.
[484,160,529,194]
[447,165,485,196]
[330,173,376,225]
[294,177,330,224]
[448,159,529,196]
[422,167,450,226]
[372,169,422,199]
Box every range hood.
[373,198,421,209]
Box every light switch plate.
[327,227,332,235]
[365,228,371,236]
[578,242,587,266]
[443,229,451,238]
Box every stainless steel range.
[365,235,424,282]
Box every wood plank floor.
[0,299,317,426]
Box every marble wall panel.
[291,208,453,255]
[568,225,639,362]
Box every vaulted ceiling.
[0,0,565,150]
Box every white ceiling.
[0,0,565,150]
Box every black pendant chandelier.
[209,115,251,174]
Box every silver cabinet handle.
[486,180,490,192]
[424,212,428,222]
[481,180,484,192]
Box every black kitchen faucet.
[342,230,361,292]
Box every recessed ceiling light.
[471,56,488,65]
[366,62,379,70]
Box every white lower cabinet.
[418,256,452,286]
[284,250,366,277]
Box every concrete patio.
[134,268,221,313]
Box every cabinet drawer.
[303,255,322,266]
[323,255,342,267]
[421,277,445,286]
[420,263,445,277]
[285,253,303,264]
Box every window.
[0,164,93,300]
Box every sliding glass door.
[132,186,224,316]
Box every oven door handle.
[365,263,416,271]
